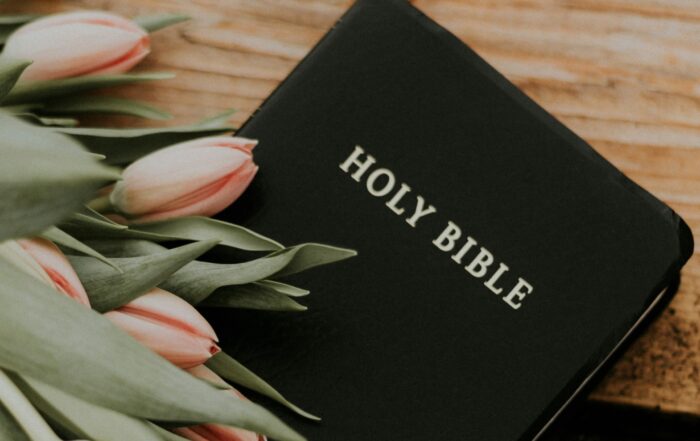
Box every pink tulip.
[110,137,259,223]
[3,11,149,81]
[16,238,91,307]
[173,366,266,441]
[104,288,220,368]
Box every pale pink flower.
[3,11,149,81]
[15,238,91,306]
[110,137,258,223]
[174,366,267,441]
[104,288,220,368]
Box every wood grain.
[3,0,699,416]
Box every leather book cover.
[213,0,695,439]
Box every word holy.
[339,145,533,310]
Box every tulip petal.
[5,24,146,81]
[89,40,150,76]
[187,424,261,441]
[135,163,258,223]
[115,147,251,216]
[17,238,90,306]
[105,309,219,368]
[121,288,218,342]
[173,427,210,441]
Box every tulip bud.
[110,137,259,223]
[174,366,266,441]
[104,288,220,368]
[8,238,91,307]
[3,11,149,81]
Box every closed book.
[216,0,694,439]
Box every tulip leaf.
[80,239,166,258]
[15,112,79,127]
[0,112,119,242]
[70,240,218,312]
[11,374,164,441]
[41,226,120,271]
[134,216,283,251]
[162,243,357,304]
[2,72,174,105]
[61,216,176,242]
[201,284,308,312]
[0,402,30,441]
[41,96,172,120]
[207,352,320,421]
[0,258,305,441]
[0,58,30,101]
[62,214,281,251]
[0,15,40,25]
[135,13,190,33]
[59,212,129,241]
[56,123,235,165]
[257,280,310,297]
[197,108,237,127]
[0,370,60,440]
[77,205,123,224]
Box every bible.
[215,1,694,439]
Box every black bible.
[216,0,694,439]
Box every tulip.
[110,137,259,223]
[174,366,266,441]
[104,288,220,368]
[8,238,91,307]
[3,11,149,81]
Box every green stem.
[0,370,61,441]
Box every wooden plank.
[2,0,699,416]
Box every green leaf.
[81,239,167,258]
[134,13,190,33]
[0,370,61,440]
[42,96,172,120]
[79,239,166,259]
[61,213,281,251]
[56,122,235,165]
[163,244,357,304]
[0,15,40,25]
[0,112,119,242]
[0,58,30,101]
[0,401,30,441]
[41,226,120,271]
[2,72,174,105]
[70,240,217,312]
[256,280,310,297]
[201,284,308,311]
[270,244,358,278]
[77,205,122,224]
[197,108,237,127]
[11,374,164,441]
[14,112,79,127]
[134,216,283,251]
[64,211,127,230]
[0,258,304,441]
[207,352,320,421]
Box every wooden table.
[4,0,700,420]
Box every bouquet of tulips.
[0,7,354,441]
